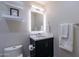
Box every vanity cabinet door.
[35,38,53,57]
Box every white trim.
[29,9,31,32]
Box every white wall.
[47,1,79,57]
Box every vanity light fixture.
[31,5,45,12]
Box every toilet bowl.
[4,45,23,57]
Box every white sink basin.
[30,33,53,41]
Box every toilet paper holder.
[29,45,35,51]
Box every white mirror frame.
[29,5,46,34]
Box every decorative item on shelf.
[10,8,19,16]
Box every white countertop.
[30,33,54,41]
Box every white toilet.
[4,45,23,57]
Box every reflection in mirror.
[29,5,46,33]
[31,12,43,31]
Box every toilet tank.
[4,45,23,57]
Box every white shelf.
[4,2,23,10]
[1,14,22,21]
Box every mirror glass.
[31,11,43,31]
[29,6,46,33]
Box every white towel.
[60,24,69,39]
[59,23,74,52]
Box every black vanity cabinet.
[30,37,54,57]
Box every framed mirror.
[29,5,46,33]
